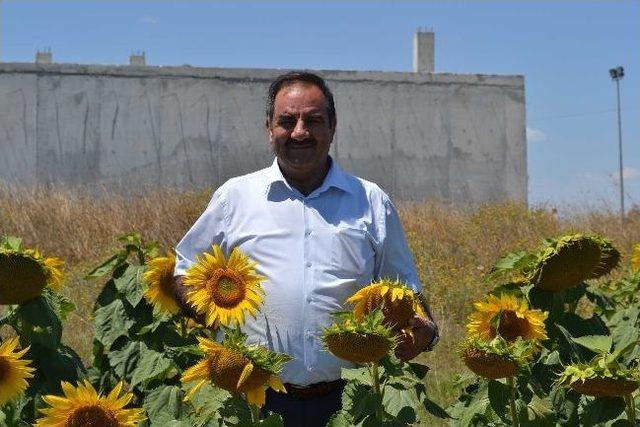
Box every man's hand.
[394,315,438,362]
[172,276,206,325]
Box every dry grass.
[1,186,639,416]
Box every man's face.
[267,82,336,184]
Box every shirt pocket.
[330,227,376,279]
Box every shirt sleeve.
[174,188,229,276]
[374,196,422,293]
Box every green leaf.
[346,383,382,423]
[525,395,555,424]
[487,250,536,280]
[258,412,284,427]
[86,253,126,279]
[487,380,510,420]
[184,382,229,426]
[1,235,22,250]
[143,385,184,424]
[571,335,613,355]
[93,300,135,349]
[325,410,352,427]
[341,367,372,386]
[108,341,145,380]
[423,398,451,419]
[580,397,625,425]
[130,346,175,388]
[407,362,430,380]
[114,264,146,307]
[16,295,62,349]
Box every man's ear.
[265,119,273,141]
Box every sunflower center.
[0,356,9,383]
[493,310,529,341]
[65,405,118,427]
[207,268,246,309]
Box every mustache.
[286,138,317,146]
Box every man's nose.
[291,118,309,140]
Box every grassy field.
[1,186,639,417]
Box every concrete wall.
[0,63,526,204]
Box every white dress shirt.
[175,157,421,386]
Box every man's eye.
[278,118,295,127]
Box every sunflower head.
[529,234,602,292]
[466,293,548,342]
[322,310,396,364]
[184,245,265,327]
[347,279,425,331]
[0,249,48,305]
[0,337,35,406]
[557,361,640,398]
[588,236,620,279]
[181,329,290,407]
[631,243,640,272]
[143,250,180,315]
[460,337,535,380]
[35,380,145,427]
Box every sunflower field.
[1,191,640,426]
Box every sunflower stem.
[250,403,261,424]
[371,361,384,419]
[507,376,520,427]
[624,393,637,426]
[180,318,188,338]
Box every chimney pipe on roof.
[413,30,434,73]
[129,51,146,66]
[35,48,52,64]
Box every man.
[172,71,438,426]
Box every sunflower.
[35,380,145,427]
[0,249,48,305]
[631,243,640,272]
[143,250,180,315]
[181,330,290,408]
[588,236,620,279]
[347,279,425,331]
[0,337,35,406]
[460,337,535,380]
[467,294,547,342]
[322,310,396,364]
[529,234,602,292]
[557,362,640,398]
[184,245,265,327]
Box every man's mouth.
[287,140,316,149]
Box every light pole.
[609,66,624,224]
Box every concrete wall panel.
[0,64,526,205]
[0,74,37,185]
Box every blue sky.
[2,1,639,212]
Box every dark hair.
[265,71,336,126]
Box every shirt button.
[306,262,312,267]
[306,296,312,303]
[305,230,312,236]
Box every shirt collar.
[266,156,353,197]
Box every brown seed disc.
[65,405,118,427]
[325,332,391,364]
[0,253,48,305]
[569,377,639,398]
[531,237,601,292]
[208,347,252,392]
[462,346,518,379]
[589,244,621,279]
[364,293,415,329]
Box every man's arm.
[374,195,439,360]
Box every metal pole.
[616,78,624,224]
